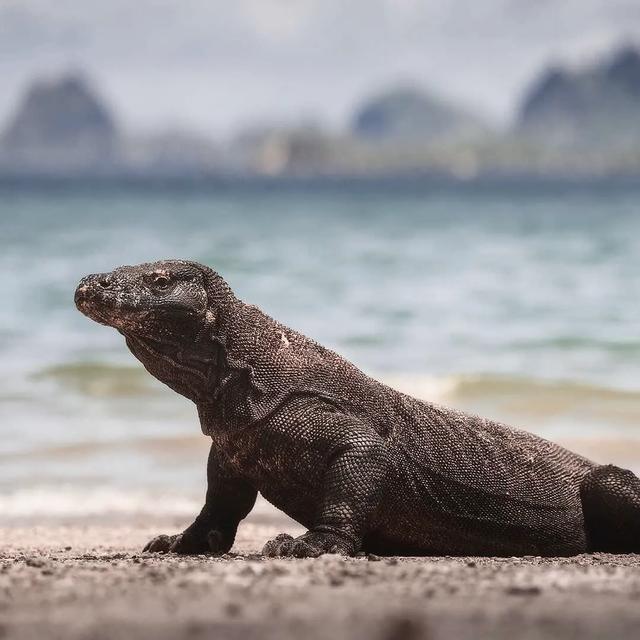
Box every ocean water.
[2,180,640,521]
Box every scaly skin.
[75,260,640,557]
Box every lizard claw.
[143,534,179,553]
[262,531,354,558]
[262,533,295,557]
[143,528,234,555]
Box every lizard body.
[75,260,640,557]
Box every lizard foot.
[143,528,232,555]
[262,531,355,558]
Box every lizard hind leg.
[580,464,640,552]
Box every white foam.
[0,486,283,520]
[381,374,460,402]
[0,486,201,519]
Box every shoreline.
[2,521,640,640]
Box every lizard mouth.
[75,287,119,328]
[74,274,147,330]
[75,277,108,319]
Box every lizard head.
[74,259,231,341]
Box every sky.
[1,0,640,136]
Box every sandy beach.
[2,515,640,640]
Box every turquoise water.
[1,181,640,518]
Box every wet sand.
[2,519,640,640]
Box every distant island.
[517,45,640,151]
[2,44,640,181]
[351,86,487,144]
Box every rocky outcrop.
[351,86,486,144]
[0,73,119,174]
[516,45,640,150]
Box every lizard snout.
[74,273,111,311]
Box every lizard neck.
[124,302,277,436]
[123,310,229,404]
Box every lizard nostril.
[98,277,111,289]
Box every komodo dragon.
[75,260,640,557]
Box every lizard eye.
[151,274,171,290]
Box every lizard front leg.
[144,443,257,555]
[262,407,388,558]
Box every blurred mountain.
[5,49,640,182]
[0,73,119,174]
[516,45,640,150]
[351,86,487,144]
[0,73,227,178]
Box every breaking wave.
[34,362,165,397]
[35,361,640,403]
[0,487,286,523]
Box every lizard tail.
[580,464,640,552]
